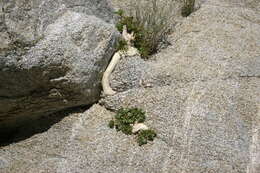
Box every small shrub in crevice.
[109,108,145,135]
[115,10,151,58]
[116,38,128,52]
[108,108,156,146]
[181,0,195,17]
[137,129,157,146]
[114,0,174,59]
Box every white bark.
[102,52,122,96]
[102,25,138,96]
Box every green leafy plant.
[112,108,146,135]
[114,0,175,58]
[115,12,151,58]
[181,0,195,17]
[108,120,115,128]
[137,129,157,146]
[108,108,156,146]
[116,38,128,52]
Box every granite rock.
[0,0,259,172]
[0,0,119,134]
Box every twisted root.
[102,25,138,96]
[102,52,122,96]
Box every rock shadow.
[0,105,90,147]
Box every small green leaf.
[108,120,115,128]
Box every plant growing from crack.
[115,5,172,59]
[108,108,156,146]
[102,1,196,96]
[181,0,195,17]
[137,129,157,146]
[102,3,178,96]
[102,24,139,96]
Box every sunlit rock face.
[0,0,259,173]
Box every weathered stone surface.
[0,0,115,53]
[0,0,259,173]
[102,0,260,172]
[0,0,119,134]
[109,55,153,92]
[101,79,259,173]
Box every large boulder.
[0,0,119,134]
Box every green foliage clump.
[181,0,195,17]
[108,120,115,128]
[108,108,156,146]
[116,38,128,52]
[114,3,172,59]
[116,108,146,124]
[115,10,139,34]
[137,129,157,146]
[111,108,146,135]
[115,10,151,58]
